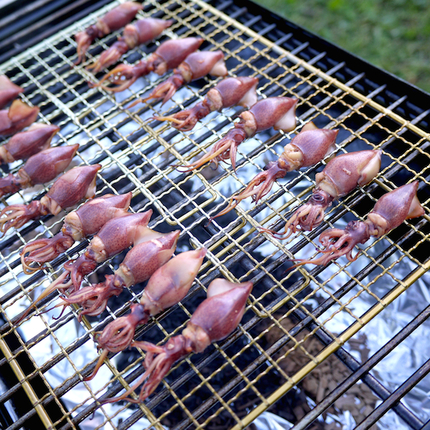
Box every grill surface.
[1,0,430,429]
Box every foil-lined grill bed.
[1,0,430,429]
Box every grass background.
[253,0,430,93]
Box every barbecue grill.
[1,0,430,429]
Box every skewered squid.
[0,75,23,109]
[0,124,60,165]
[293,181,424,267]
[96,37,204,92]
[154,76,259,131]
[264,150,382,240]
[74,2,143,65]
[130,50,228,107]
[213,122,338,219]
[0,164,100,235]
[101,278,252,403]
[87,18,173,73]
[21,192,132,274]
[0,100,39,137]
[84,247,206,380]
[0,144,79,199]
[178,97,298,172]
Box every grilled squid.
[96,37,204,92]
[0,100,39,137]
[178,97,298,172]
[154,76,259,131]
[21,192,132,274]
[213,122,338,219]
[85,247,206,380]
[101,278,252,403]
[0,124,60,165]
[57,230,181,322]
[87,18,173,74]
[17,210,154,323]
[74,1,143,65]
[131,50,228,107]
[0,164,100,235]
[0,144,78,199]
[293,181,424,267]
[0,76,23,109]
[266,150,382,240]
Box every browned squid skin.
[154,76,259,131]
[0,100,39,137]
[87,18,173,74]
[86,247,206,381]
[101,278,252,404]
[133,50,228,107]
[213,122,339,219]
[58,231,181,327]
[179,97,298,173]
[0,124,60,164]
[0,76,23,109]
[293,181,425,268]
[16,210,153,324]
[0,164,100,236]
[74,2,143,65]
[20,192,132,274]
[266,150,382,240]
[96,37,204,92]
[0,144,79,199]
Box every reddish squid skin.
[96,37,204,92]
[62,230,181,322]
[0,144,79,198]
[101,278,252,404]
[88,18,173,73]
[265,149,382,239]
[179,97,298,173]
[293,181,425,267]
[20,192,132,274]
[85,246,206,381]
[0,100,39,137]
[0,76,23,109]
[0,164,100,235]
[137,50,228,106]
[16,209,153,324]
[154,76,259,131]
[74,2,143,65]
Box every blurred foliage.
[254,0,430,92]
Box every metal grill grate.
[1,0,430,429]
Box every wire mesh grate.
[0,0,430,429]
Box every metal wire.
[0,0,429,429]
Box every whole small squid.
[0,100,39,137]
[265,149,382,240]
[154,76,259,131]
[131,50,228,107]
[0,164,100,235]
[101,278,252,404]
[85,247,206,381]
[87,18,173,74]
[213,122,338,219]
[293,181,424,267]
[74,1,143,65]
[55,230,181,322]
[178,97,298,172]
[0,123,60,165]
[0,76,23,109]
[17,210,154,323]
[21,192,132,274]
[0,144,79,199]
[96,37,204,92]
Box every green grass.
[253,0,430,92]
